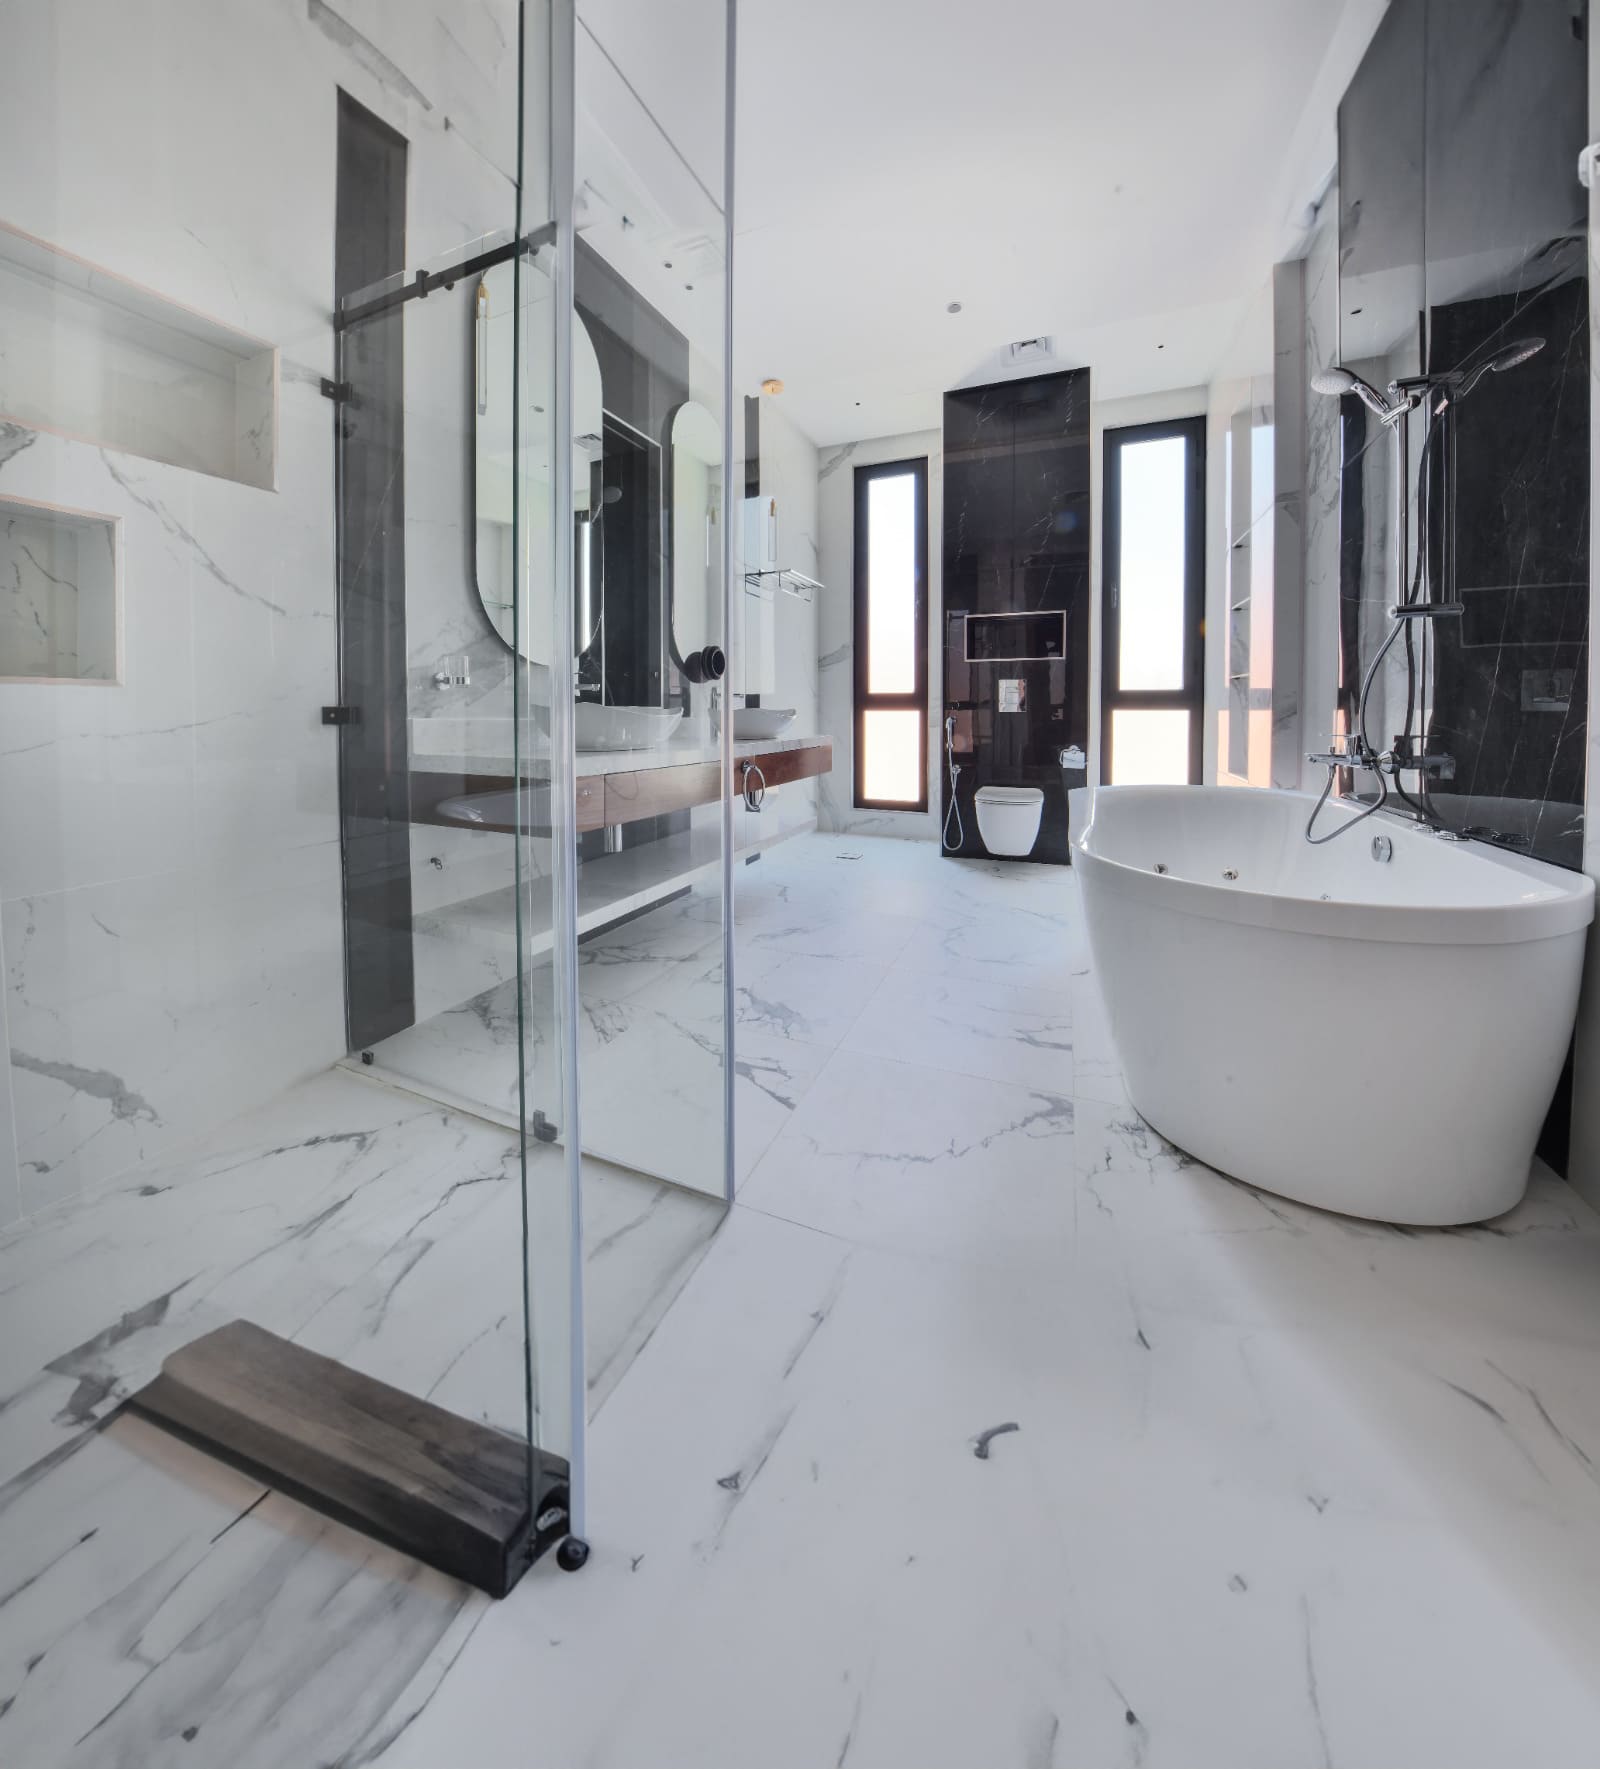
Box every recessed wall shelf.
[0,493,121,684]
[0,219,277,491]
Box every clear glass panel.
[1116,436,1188,691]
[863,708,924,802]
[1110,709,1191,785]
[0,0,580,1736]
[867,471,917,693]
[566,0,733,1220]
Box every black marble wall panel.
[335,91,414,1050]
[1336,0,1589,868]
[942,369,1091,865]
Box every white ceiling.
[578,0,1389,446]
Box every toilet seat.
[974,786,1045,807]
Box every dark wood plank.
[128,1320,568,1598]
[603,761,723,826]
[738,741,832,793]
[412,741,833,837]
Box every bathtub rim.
[1073,785,1594,947]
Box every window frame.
[852,455,930,811]
[1101,416,1206,786]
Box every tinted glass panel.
[866,471,916,694]
[1110,708,1190,784]
[862,708,922,802]
[1116,435,1188,691]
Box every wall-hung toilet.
[974,785,1044,857]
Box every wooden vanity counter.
[410,736,833,835]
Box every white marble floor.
[0,1068,721,1768]
[375,834,1600,1769]
[10,832,1600,1767]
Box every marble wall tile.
[942,372,1090,865]
[1300,198,1342,774]
[1333,0,1588,867]
[0,0,528,1215]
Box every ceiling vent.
[1006,336,1054,366]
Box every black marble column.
[334,90,414,1049]
[942,369,1091,865]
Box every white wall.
[0,0,520,1223]
[760,397,821,825]
[815,429,943,840]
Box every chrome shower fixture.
[1309,364,1413,425]
[1446,336,1545,401]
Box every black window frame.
[853,456,930,811]
[1101,416,1206,786]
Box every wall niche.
[0,220,277,492]
[0,494,120,684]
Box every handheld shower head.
[1311,364,1396,421]
[1489,336,1545,373]
[1447,337,1546,401]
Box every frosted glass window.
[866,471,917,693]
[1116,436,1188,691]
[1110,709,1190,785]
[862,709,922,803]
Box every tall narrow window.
[854,458,929,809]
[1102,418,1205,785]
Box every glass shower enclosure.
[331,0,739,1562]
[0,0,736,1687]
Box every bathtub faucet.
[1307,736,1455,784]
[1306,736,1379,773]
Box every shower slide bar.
[336,219,558,331]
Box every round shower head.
[1310,366,1357,397]
[1310,364,1395,420]
[1450,337,1547,400]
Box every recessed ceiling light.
[946,301,963,314]
[761,377,785,396]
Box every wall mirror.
[665,400,722,669]
[472,256,604,665]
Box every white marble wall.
[0,0,524,1224]
[815,428,943,839]
[760,397,821,829]
[1300,197,1342,780]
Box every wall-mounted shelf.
[0,493,120,684]
[0,220,277,491]
[743,567,821,603]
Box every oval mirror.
[665,400,722,671]
[472,256,604,665]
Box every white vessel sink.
[733,707,797,740]
[575,703,684,752]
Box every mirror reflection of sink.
[733,707,797,740]
[575,703,684,752]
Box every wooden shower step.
[128,1319,568,1597]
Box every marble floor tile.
[378,1185,1600,1769]
[840,962,1073,1092]
[10,832,1600,1766]
[737,1047,1075,1270]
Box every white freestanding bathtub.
[1074,787,1595,1225]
